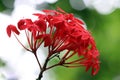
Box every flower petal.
[18,19,33,30]
[6,24,20,37]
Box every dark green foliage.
[0,58,5,67]
[49,1,120,80]
[0,0,7,11]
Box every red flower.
[6,25,20,37]
[6,8,100,75]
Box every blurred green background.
[50,1,120,80]
[0,0,120,80]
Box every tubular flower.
[6,8,100,75]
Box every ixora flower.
[6,8,100,80]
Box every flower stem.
[36,70,44,80]
[36,54,50,80]
[34,52,42,71]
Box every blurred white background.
[0,0,120,80]
[0,0,57,80]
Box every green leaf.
[0,58,6,67]
[0,0,7,11]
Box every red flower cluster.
[6,8,100,75]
